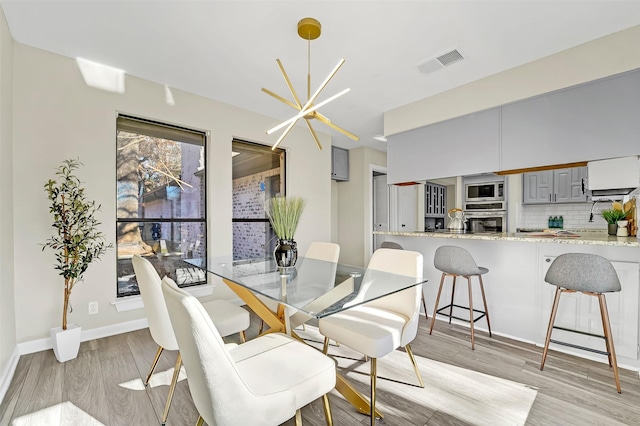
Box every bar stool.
[380,241,428,318]
[428,245,492,350]
[540,253,622,393]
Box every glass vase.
[274,239,297,267]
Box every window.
[116,115,206,297]
[232,140,285,260]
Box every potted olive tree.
[265,195,305,267]
[43,159,112,362]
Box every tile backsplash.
[518,203,610,230]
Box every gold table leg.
[224,278,382,418]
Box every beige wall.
[336,147,386,267]
[385,25,640,135]
[0,6,15,384]
[11,43,332,343]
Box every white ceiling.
[2,1,640,151]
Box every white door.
[373,174,389,250]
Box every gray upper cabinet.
[424,182,446,217]
[502,69,640,171]
[523,167,587,204]
[387,108,500,184]
[331,146,349,181]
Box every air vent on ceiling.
[417,49,465,76]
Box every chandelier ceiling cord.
[262,17,359,151]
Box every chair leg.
[448,276,457,325]
[162,353,183,425]
[429,273,446,334]
[322,393,333,426]
[478,275,492,337]
[467,276,475,350]
[146,346,164,386]
[295,409,302,425]
[540,287,562,370]
[421,292,428,319]
[405,344,424,388]
[370,358,377,426]
[239,330,246,343]
[322,337,330,354]
[599,294,621,393]
[195,415,204,426]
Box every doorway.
[372,170,389,251]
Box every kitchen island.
[374,230,640,371]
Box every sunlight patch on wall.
[76,57,125,94]
[165,85,175,106]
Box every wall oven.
[466,211,506,233]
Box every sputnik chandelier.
[262,17,359,150]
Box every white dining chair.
[132,255,251,425]
[161,276,336,426]
[379,241,428,318]
[318,248,424,426]
[258,242,340,334]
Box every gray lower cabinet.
[523,167,587,204]
[331,146,349,181]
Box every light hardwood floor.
[1,312,639,426]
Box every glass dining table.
[185,255,427,418]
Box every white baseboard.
[17,318,150,356]
[0,346,20,405]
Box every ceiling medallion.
[262,17,359,151]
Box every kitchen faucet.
[589,199,613,222]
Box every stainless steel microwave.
[465,181,505,202]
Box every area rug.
[299,329,538,426]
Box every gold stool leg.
[370,358,377,426]
[478,275,492,337]
[467,276,475,350]
[322,393,333,426]
[322,337,330,354]
[405,344,424,388]
[162,353,182,425]
[429,273,446,334]
[146,346,164,386]
[599,294,621,393]
[295,409,302,425]
[541,287,562,370]
[195,415,204,426]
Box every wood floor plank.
[61,348,110,425]
[0,354,31,426]
[9,350,64,425]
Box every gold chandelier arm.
[261,88,301,110]
[315,112,360,141]
[304,119,322,150]
[302,58,345,112]
[271,117,300,150]
[267,88,350,135]
[276,59,302,108]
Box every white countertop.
[373,230,639,247]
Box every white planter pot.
[50,323,82,362]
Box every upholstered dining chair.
[259,242,340,334]
[132,255,251,425]
[380,241,428,317]
[318,248,424,426]
[161,276,336,426]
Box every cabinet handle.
[549,194,552,202]
[546,258,551,263]
[581,178,585,194]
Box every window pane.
[117,221,206,297]
[116,116,207,297]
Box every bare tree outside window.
[116,116,206,297]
